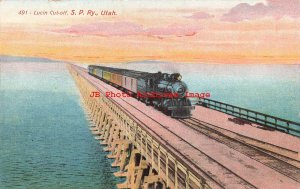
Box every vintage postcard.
[0,0,299,189]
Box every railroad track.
[179,117,300,183]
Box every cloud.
[187,11,214,20]
[53,22,201,38]
[53,22,143,36]
[222,0,300,22]
[145,24,200,37]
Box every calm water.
[96,61,300,122]
[0,63,120,188]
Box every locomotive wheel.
[155,101,162,110]
[165,110,171,116]
[145,98,151,106]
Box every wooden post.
[175,161,178,189]
[186,171,190,189]
[166,154,169,188]
[151,140,154,169]
[158,147,161,175]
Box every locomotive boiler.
[88,65,194,118]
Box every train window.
[131,79,133,88]
[163,74,168,79]
[148,79,153,88]
[158,84,165,92]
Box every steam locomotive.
[88,65,194,118]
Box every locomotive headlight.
[177,75,182,81]
[171,73,182,81]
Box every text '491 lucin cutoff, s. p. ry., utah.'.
[18,9,117,16]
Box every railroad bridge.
[68,64,300,189]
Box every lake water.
[0,63,120,188]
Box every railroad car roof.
[90,65,154,79]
